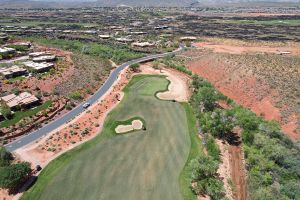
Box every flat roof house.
[0,65,27,79]
[132,42,155,48]
[0,47,16,55]
[0,92,39,110]
[23,61,54,73]
[32,55,56,63]
[115,38,134,43]
[180,36,197,41]
[29,52,52,58]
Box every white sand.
[115,120,143,134]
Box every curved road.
[5,46,185,152]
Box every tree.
[190,155,219,181]
[0,162,31,190]
[191,86,219,112]
[0,103,12,119]
[200,109,235,139]
[0,147,12,167]
[129,63,140,72]
[190,155,225,200]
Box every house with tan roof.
[0,92,39,110]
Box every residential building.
[0,65,27,79]
[132,42,155,48]
[0,47,16,55]
[32,55,56,63]
[0,92,39,110]
[29,52,52,58]
[23,61,54,73]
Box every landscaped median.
[21,75,200,200]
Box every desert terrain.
[185,38,300,140]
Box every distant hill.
[0,0,300,8]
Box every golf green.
[23,75,191,200]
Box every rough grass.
[22,75,192,200]
[179,103,205,200]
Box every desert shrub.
[190,155,224,200]
[69,91,82,100]
[189,73,300,199]
[205,135,220,161]
[162,57,192,75]
[65,103,72,110]
[129,63,140,72]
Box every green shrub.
[0,147,12,167]
[0,162,31,190]
[69,91,82,100]
[206,135,220,161]
[190,155,224,200]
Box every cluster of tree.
[129,63,140,72]
[0,103,12,119]
[189,155,225,200]
[189,74,300,199]
[162,56,192,75]
[26,37,144,64]
[0,148,31,191]
[6,45,29,52]
[188,75,227,199]
[233,106,300,199]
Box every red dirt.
[228,144,247,200]
[187,52,299,140]
[194,42,300,56]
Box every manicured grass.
[179,103,205,200]
[0,101,52,128]
[22,75,192,200]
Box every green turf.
[0,101,52,128]
[22,75,192,200]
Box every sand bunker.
[115,120,143,134]
[156,74,187,101]
[139,64,190,102]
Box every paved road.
[5,46,185,152]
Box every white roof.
[0,47,15,53]
[23,61,54,70]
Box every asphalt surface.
[5,46,185,152]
